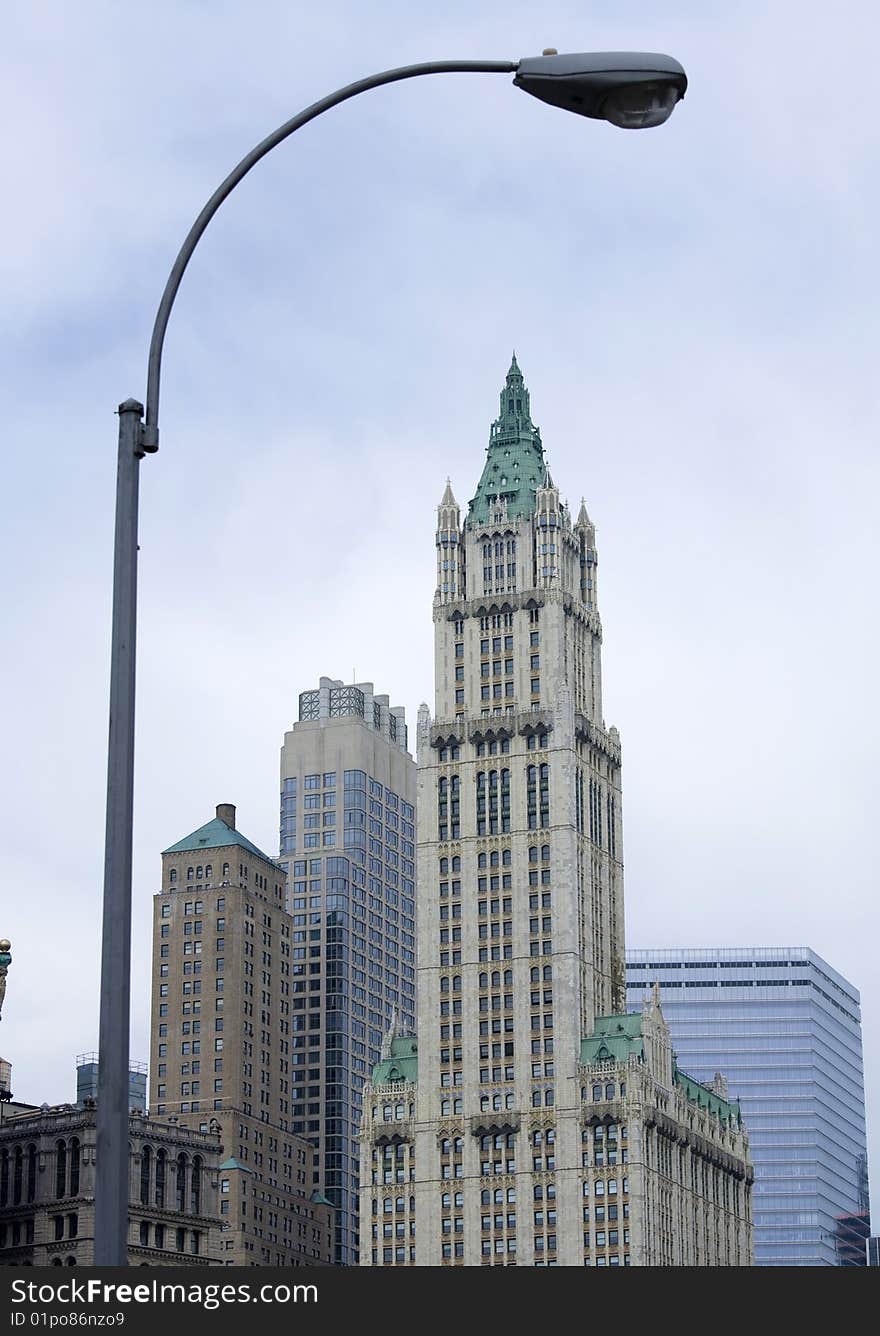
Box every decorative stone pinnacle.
[0,939,11,1022]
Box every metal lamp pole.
[94,50,687,1264]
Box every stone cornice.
[369,1082,417,1099]
[574,716,622,765]
[434,593,545,623]
[428,709,554,750]
[562,595,603,638]
[371,1128,414,1147]
[469,1113,521,1138]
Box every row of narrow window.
[170,863,231,883]
[0,1139,81,1208]
[439,767,549,838]
[139,1147,203,1214]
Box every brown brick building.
[151,803,333,1265]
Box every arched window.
[65,1257,76,1266]
[205,866,212,880]
[169,868,177,883]
[0,1149,8,1207]
[155,1150,166,1207]
[12,1147,22,1204]
[26,1145,36,1203]
[68,1139,80,1196]
[190,1157,202,1215]
[222,863,229,877]
[51,1258,62,1267]
[55,1140,67,1198]
[196,866,203,880]
[176,1154,187,1212]
[140,1146,152,1206]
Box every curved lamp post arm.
[142,59,517,447]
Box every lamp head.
[514,51,687,128]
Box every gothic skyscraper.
[360,359,753,1267]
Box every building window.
[140,1146,152,1205]
[155,1150,166,1208]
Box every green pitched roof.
[673,1062,742,1126]
[580,1013,743,1126]
[468,355,546,525]
[370,1036,418,1086]
[580,1013,645,1065]
[162,817,273,862]
[218,1156,251,1173]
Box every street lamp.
[94,49,687,1264]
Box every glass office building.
[278,679,416,1264]
[626,946,869,1265]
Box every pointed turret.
[576,496,598,612]
[642,982,674,1088]
[535,458,562,586]
[416,702,431,762]
[468,356,546,524]
[435,478,464,604]
[437,477,460,531]
[380,1007,400,1060]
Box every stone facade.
[0,1104,222,1266]
[359,358,754,1266]
[150,804,334,1266]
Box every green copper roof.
[162,816,273,862]
[673,1062,742,1126]
[580,1013,645,1065]
[468,355,546,525]
[580,1013,742,1126]
[371,1036,418,1086]
[218,1156,252,1173]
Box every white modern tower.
[360,359,753,1267]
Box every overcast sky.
[2,1,877,1223]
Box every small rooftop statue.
[0,940,11,1021]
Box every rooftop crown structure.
[360,359,754,1267]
